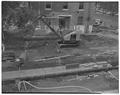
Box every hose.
[107,71,118,81]
[18,80,94,93]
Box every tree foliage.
[2,1,37,37]
[97,2,118,14]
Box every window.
[20,2,29,7]
[79,2,84,9]
[77,16,83,25]
[45,2,52,10]
[63,2,68,10]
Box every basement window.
[45,2,52,10]
[79,2,84,9]
[63,2,68,10]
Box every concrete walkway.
[2,61,116,81]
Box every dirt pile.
[80,34,118,47]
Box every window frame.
[62,2,69,10]
[77,16,83,25]
[79,2,84,10]
[45,2,52,10]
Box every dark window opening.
[70,34,76,41]
[45,2,52,9]
[77,16,83,25]
[59,17,66,28]
[79,2,84,9]
[63,3,68,9]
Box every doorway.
[59,16,70,30]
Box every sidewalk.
[2,61,117,81]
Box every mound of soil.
[80,34,118,47]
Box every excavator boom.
[35,15,64,40]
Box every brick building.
[30,2,96,34]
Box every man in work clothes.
[15,50,27,70]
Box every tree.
[3,2,37,35]
[99,2,118,14]
[2,1,38,62]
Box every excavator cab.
[58,33,80,48]
[70,34,76,41]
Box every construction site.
[2,2,118,93]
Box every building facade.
[30,2,96,34]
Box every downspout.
[85,3,91,33]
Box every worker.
[15,50,27,70]
[15,58,24,70]
[58,25,63,38]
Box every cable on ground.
[17,80,94,93]
[107,71,118,81]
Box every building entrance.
[59,16,70,30]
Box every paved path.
[2,61,116,81]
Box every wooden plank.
[34,55,72,62]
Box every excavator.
[23,15,80,48]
